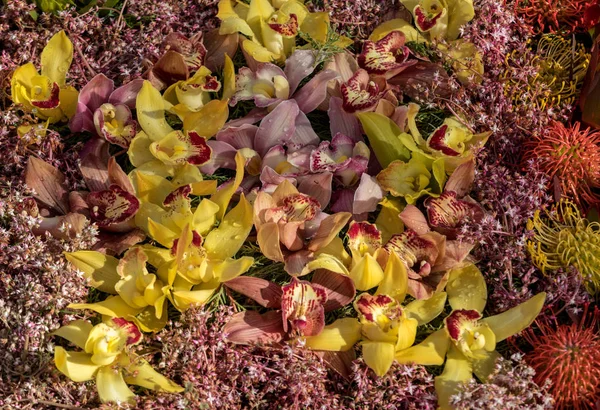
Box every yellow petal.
[405,292,447,326]
[472,349,501,382]
[435,345,473,410]
[191,180,218,196]
[192,199,220,235]
[304,318,361,351]
[130,170,175,205]
[123,358,184,393]
[136,81,174,142]
[204,194,253,259]
[59,86,79,119]
[54,347,100,382]
[131,305,168,332]
[242,39,278,63]
[395,328,449,365]
[222,54,236,100]
[128,132,156,168]
[183,99,229,138]
[69,295,143,318]
[396,317,418,351]
[376,251,408,303]
[172,281,220,311]
[41,30,73,86]
[300,12,329,44]
[52,320,93,349]
[220,16,256,37]
[370,19,423,43]
[482,292,546,342]
[96,366,135,404]
[11,63,39,100]
[304,253,350,276]
[64,251,120,294]
[210,151,245,221]
[375,197,405,243]
[446,263,487,313]
[209,256,254,282]
[257,222,285,262]
[247,0,275,22]
[349,253,385,291]
[362,341,395,376]
[147,218,179,248]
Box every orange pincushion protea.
[512,0,588,33]
[523,121,600,211]
[522,305,600,409]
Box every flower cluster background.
[1,0,600,408]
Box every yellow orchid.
[400,0,475,41]
[163,66,222,119]
[437,39,484,85]
[354,251,447,376]
[128,80,229,177]
[217,0,349,63]
[53,318,183,403]
[11,30,78,123]
[394,263,547,409]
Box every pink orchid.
[70,74,143,148]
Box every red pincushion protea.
[522,305,600,409]
[512,0,588,33]
[522,121,600,211]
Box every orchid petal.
[349,253,385,291]
[257,222,285,262]
[446,264,487,313]
[211,256,254,282]
[211,152,245,221]
[127,131,156,168]
[69,295,143,318]
[183,99,229,138]
[396,317,419,350]
[399,204,430,235]
[136,81,174,142]
[254,99,299,156]
[222,54,236,100]
[472,349,501,382]
[445,159,475,197]
[362,341,395,376]
[482,292,546,342]
[357,111,411,167]
[284,49,316,94]
[368,19,422,43]
[294,69,339,113]
[375,197,405,243]
[395,328,449,365]
[54,347,100,382]
[41,30,73,86]
[225,276,282,308]
[64,251,120,294]
[435,346,473,410]
[376,251,408,302]
[77,73,114,113]
[312,270,356,312]
[297,172,333,209]
[328,97,362,142]
[79,138,110,191]
[224,310,286,344]
[304,254,350,277]
[353,174,384,215]
[204,194,253,259]
[25,156,69,214]
[108,79,144,108]
[405,292,447,325]
[123,358,184,393]
[52,320,93,349]
[303,318,361,352]
[308,212,352,252]
[96,366,135,404]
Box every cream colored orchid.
[354,251,447,376]
[217,0,349,63]
[53,318,183,403]
[128,80,229,177]
[394,263,547,409]
[11,30,78,123]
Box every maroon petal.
[184,131,212,165]
[268,13,299,37]
[31,82,60,109]
[444,160,475,197]
[225,277,282,308]
[79,138,110,192]
[281,278,327,336]
[414,6,444,32]
[25,157,70,214]
[425,191,484,238]
[112,317,142,345]
[316,349,356,380]
[341,69,382,113]
[297,172,333,210]
[92,229,146,256]
[312,270,356,312]
[224,311,286,344]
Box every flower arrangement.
[0,0,597,408]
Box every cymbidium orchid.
[217,0,349,63]
[128,80,229,177]
[394,263,546,409]
[53,318,183,403]
[70,74,143,148]
[399,0,475,41]
[253,179,351,275]
[354,251,447,376]
[163,66,222,119]
[11,30,78,123]
[224,271,360,356]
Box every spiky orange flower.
[513,0,588,33]
[523,121,600,211]
[522,305,600,409]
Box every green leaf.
[357,112,411,167]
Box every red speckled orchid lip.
[186,131,212,165]
[358,31,412,75]
[268,13,299,37]
[347,221,382,252]
[111,317,142,345]
[266,193,321,223]
[444,309,482,341]
[385,229,438,272]
[428,125,461,156]
[414,5,445,32]
[341,69,382,113]
[94,103,137,148]
[354,293,401,323]
[163,184,192,207]
[425,191,484,231]
[202,75,221,91]
[281,278,327,336]
[31,82,60,109]
[86,184,140,227]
